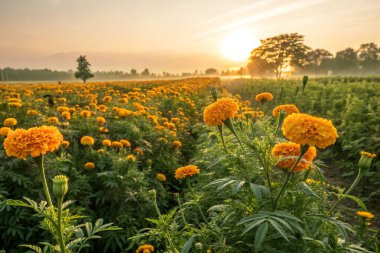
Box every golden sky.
[0,0,379,72]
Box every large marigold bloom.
[81,136,95,146]
[136,244,154,253]
[255,92,273,102]
[272,142,317,172]
[281,113,338,149]
[272,104,299,117]
[203,98,239,126]
[175,165,200,179]
[4,126,63,159]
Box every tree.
[250,33,310,79]
[74,55,93,83]
[130,69,138,76]
[247,56,273,78]
[141,68,150,76]
[306,49,333,67]
[357,43,379,72]
[334,48,358,73]
[205,68,218,75]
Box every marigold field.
[0,77,378,253]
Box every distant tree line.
[246,33,380,78]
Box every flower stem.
[328,167,363,215]
[186,180,208,225]
[273,146,308,209]
[34,155,53,207]
[57,197,66,253]
[175,193,188,225]
[217,125,228,153]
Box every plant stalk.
[34,155,53,207]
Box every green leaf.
[232,180,246,194]
[242,218,266,235]
[301,182,320,199]
[268,219,289,241]
[254,221,268,251]
[180,235,196,253]
[19,244,43,253]
[339,194,367,211]
[6,199,32,208]
[250,183,270,202]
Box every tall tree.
[249,33,310,79]
[247,56,273,77]
[74,55,94,83]
[357,43,379,72]
[334,48,358,73]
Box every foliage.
[74,55,94,83]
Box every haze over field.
[1,0,380,72]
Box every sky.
[0,0,379,73]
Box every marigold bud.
[53,175,68,199]
[358,151,376,172]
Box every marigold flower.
[80,136,95,146]
[360,151,376,158]
[203,98,239,126]
[61,140,70,148]
[173,140,182,148]
[80,110,91,118]
[356,211,374,219]
[61,111,71,120]
[126,154,136,161]
[120,139,131,147]
[136,244,154,253]
[272,142,317,172]
[156,173,167,182]
[0,127,12,137]
[111,141,123,148]
[272,104,299,117]
[3,118,17,127]
[102,139,112,147]
[133,148,144,156]
[281,113,338,149]
[96,116,106,124]
[27,110,38,116]
[4,126,63,159]
[97,149,105,154]
[84,162,95,170]
[175,165,200,179]
[255,92,273,102]
[48,117,59,124]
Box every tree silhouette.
[250,33,310,79]
[357,43,379,72]
[334,48,358,73]
[74,55,94,83]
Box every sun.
[221,30,260,62]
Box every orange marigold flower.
[126,154,136,161]
[84,162,95,170]
[120,139,131,147]
[97,149,105,154]
[175,165,200,179]
[96,117,106,124]
[3,118,17,127]
[360,151,376,158]
[61,140,70,148]
[156,173,167,182]
[0,127,12,137]
[173,140,182,148]
[48,117,59,124]
[136,244,154,253]
[4,126,63,159]
[281,113,338,149]
[111,141,123,148]
[80,110,91,118]
[133,148,144,155]
[61,111,71,120]
[27,110,38,116]
[356,211,374,219]
[255,92,273,102]
[272,104,299,117]
[102,139,112,146]
[272,142,317,172]
[203,98,239,126]
[80,136,95,146]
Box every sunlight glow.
[221,30,260,61]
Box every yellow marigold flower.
[97,104,107,112]
[99,127,109,133]
[84,162,95,170]
[360,151,376,158]
[4,126,63,159]
[136,244,154,253]
[175,165,200,179]
[97,149,105,154]
[61,140,70,148]
[281,113,338,149]
[0,127,12,137]
[356,211,374,219]
[27,110,38,116]
[120,139,131,147]
[203,98,239,126]
[61,111,71,120]
[48,117,59,124]
[80,136,95,146]
[102,139,112,147]
[272,142,317,172]
[173,140,182,148]
[255,92,273,102]
[272,104,299,117]
[102,96,112,103]
[80,110,91,118]
[3,118,17,127]
[133,148,144,156]
[111,141,123,148]
[96,117,106,124]
[156,173,167,182]
[126,154,136,162]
